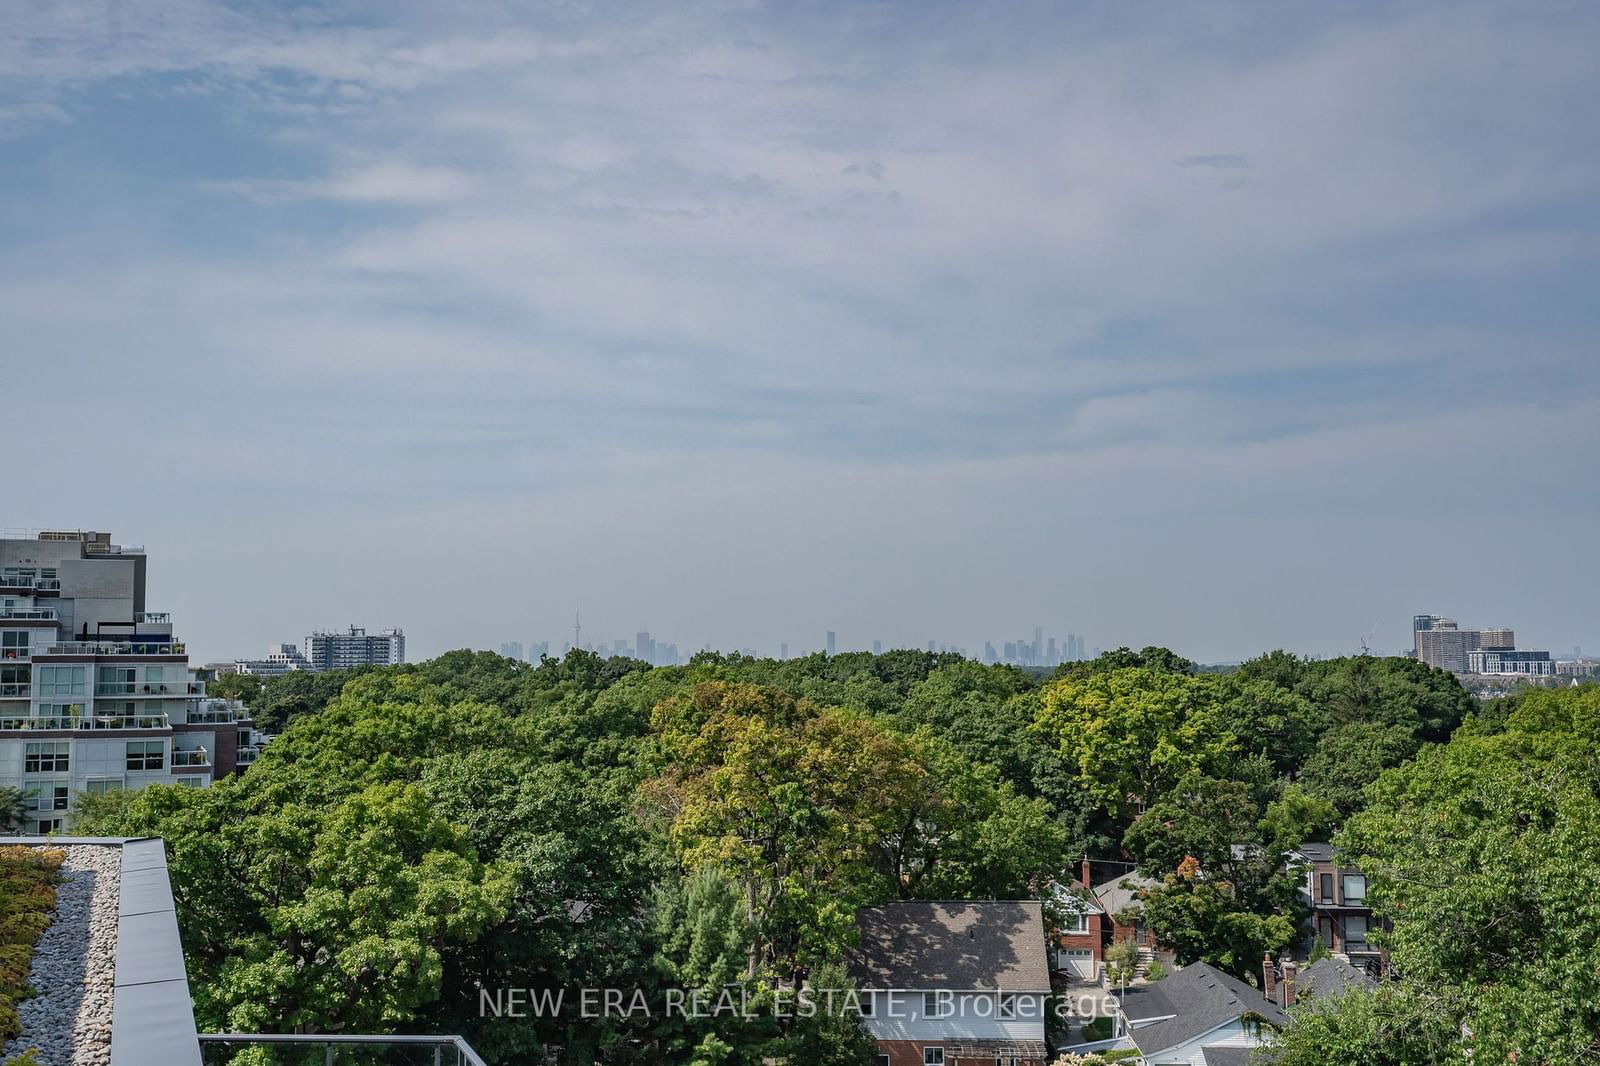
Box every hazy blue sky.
[3,0,1597,665]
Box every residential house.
[1049,859,1106,980]
[848,900,1053,1066]
[1262,954,1378,1011]
[1093,870,1163,963]
[1294,843,1385,977]
[1114,961,1287,1065]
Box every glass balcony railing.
[0,576,61,591]
[0,683,28,698]
[38,641,186,657]
[0,712,168,730]
[0,608,56,620]
[185,699,240,723]
[172,748,211,767]
[96,682,185,696]
[198,1034,488,1066]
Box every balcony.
[235,745,261,765]
[0,712,169,731]
[95,682,185,697]
[134,612,171,624]
[1,576,61,593]
[0,608,57,621]
[185,702,239,723]
[172,748,211,768]
[0,683,27,698]
[39,641,186,657]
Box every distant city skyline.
[193,604,1600,673]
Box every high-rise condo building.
[500,641,524,662]
[1414,614,1530,674]
[826,630,836,656]
[0,530,261,833]
[304,626,405,670]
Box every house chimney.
[1282,960,1298,1007]
[1261,954,1276,1003]
[1081,856,1092,889]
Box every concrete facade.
[0,532,261,832]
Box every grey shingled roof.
[1295,841,1335,863]
[1093,872,1159,916]
[1296,957,1377,1002]
[1201,1047,1256,1066]
[1124,962,1287,1057]
[847,901,1051,992]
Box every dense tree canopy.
[1268,683,1600,1064]
[72,645,1540,1064]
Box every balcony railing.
[0,608,56,620]
[172,748,211,767]
[236,746,262,765]
[96,682,186,696]
[40,641,186,657]
[185,699,240,723]
[0,712,169,731]
[134,612,171,624]
[0,684,27,698]
[1,576,61,592]
[199,1034,488,1066]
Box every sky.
[2,0,1597,665]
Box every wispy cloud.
[1,0,1597,660]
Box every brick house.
[847,900,1053,1066]
[1092,869,1163,959]
[1048,858,1105,980]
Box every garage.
[1058,948,1096,979]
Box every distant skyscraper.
[984,641,997,664]
[927,641,936,653]
[636,631,656,664]
[1033,626,1043,662]
[500,641,523,661]
[780,642,788,660]
[1046,637,1057,665]
[872,640,882,655]
[826,630,836,656]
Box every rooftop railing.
[0,608,57,620]
[38,641,186,657]
[134,611,171,623]
[199,1034,488,1066]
